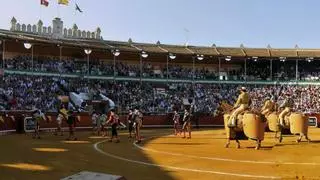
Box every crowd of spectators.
[1,74,320,114]
[2,55,320,113]
[3,55,218,80]
[4,55,320,81]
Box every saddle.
[266,111,291,128]
[236,109,270,128]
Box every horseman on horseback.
[222,86,265,150]
[261,95,276,116]
[228,87,250,128]
[278,92,294,127]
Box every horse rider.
[228,87,250,128]
[261,95,275,116]
[278,92,294,127]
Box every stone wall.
[10,17,102,40]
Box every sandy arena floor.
[1,128,320,180]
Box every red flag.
[41,0,49,7]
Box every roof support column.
[218,57,221,81]
[31,45,34,73]
[244,58,247,81]
[270,59,273,81]
[59,46,62,76]
[84,49,92,78]
[192,56,195,91]
[113,52,117,107]
[140,55,142,87]
[59,46,62,61]
[166,54,169,85]
[296,59,299,81]
[87,54,90,75]
[2,40,5,69]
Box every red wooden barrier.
[0,111,224,132]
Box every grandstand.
[1,17,320,114]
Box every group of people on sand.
[227,86,294,128]
[29,105,144,144]
[127,108,143,143]
[172,106,194,139]
[91,108,119,142]
[90,107,144,144]
[28,105,79,140]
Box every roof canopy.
[1,29,320,59]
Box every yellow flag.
[58,0,69,5]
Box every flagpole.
[74,0,77,23]
[39,2,42,21]
[56,1,61,18]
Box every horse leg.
[296,133,303,143]
[305,134,311,143]
[236,139,240,149]
[274,131,278,139]
[36,123,40,139]
[255,140,261,150]
[225,139,230,148]
[225,127,232,148]
[279,130,283,143]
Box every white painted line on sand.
[134,135,320,166]
[93,140,280,179]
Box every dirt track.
[1,128,320,180]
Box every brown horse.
[265,111,310,143]
[219,102,266,150]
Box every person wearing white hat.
[228,87,250,128]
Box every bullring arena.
[1,113,320,180]
[3,2,320,179]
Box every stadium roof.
[1,29,320,58]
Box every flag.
[41,0,49,7]
[58,0,69,5]
[75,3,83,13]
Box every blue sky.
[1,0,320,48]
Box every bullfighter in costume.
[133,108,143,144]
[182,108,192,139]
[106,109,120,143]
[173,110,181,136]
